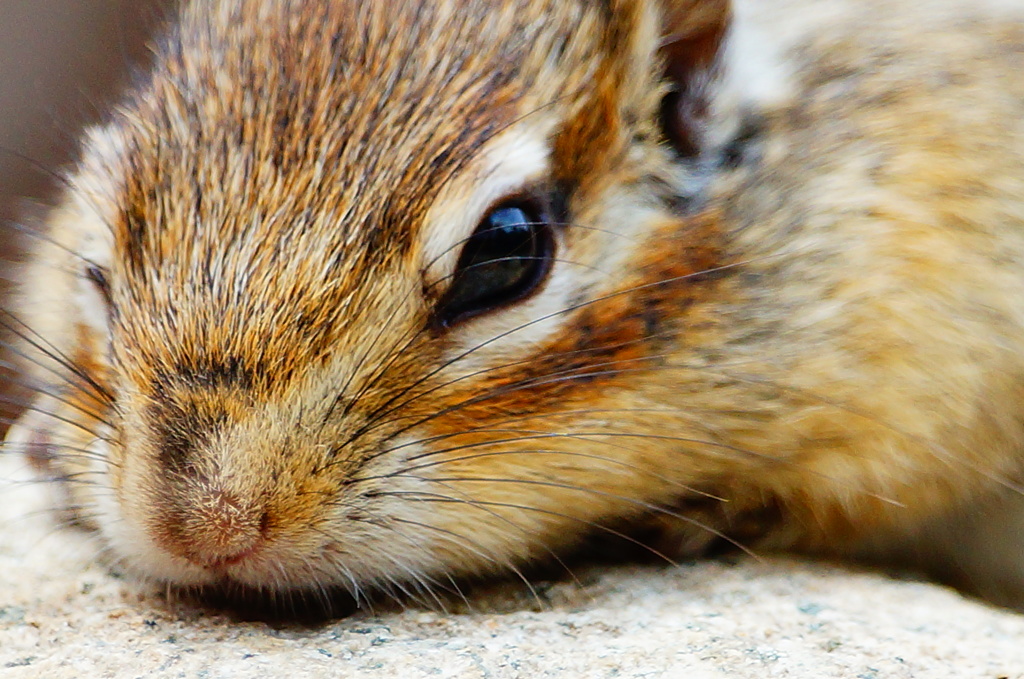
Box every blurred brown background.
[0,0,176,423]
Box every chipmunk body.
[8,0,1024,606]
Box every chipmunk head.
[9,0,759,596]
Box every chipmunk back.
[6,0,1024,608]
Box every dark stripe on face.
[148,399,229,475]
[438,213,725,424]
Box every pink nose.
[155,490,270,569]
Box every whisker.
[344,331,685,452]
[0,382,112,429]
[0,143,119,241]
[0,397,109,442]
[350,246,820,454]
[3,441,113,466]
[0,217,106,270]
[426,254,614,291]
[0,365,110,419]
[713,367,1024,497]
[387,473,757,557]
[389,516,542,610]
[420,219,636,278]
[365,436,725,501]
[0,311,113,404]
[324,286,427,426]
[376,488,684,566]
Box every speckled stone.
[2,453,1022,679]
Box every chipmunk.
[6,0,1024,610]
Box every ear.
[657,0,732,157]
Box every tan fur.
[7,0,1024,606]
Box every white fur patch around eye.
[74,262,111,338]
[67,126,122,337]
[418,124,584,370]
[420,129,552,289]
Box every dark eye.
[434,200,555,328]
[659,88,700,158]
[86,265,112,305]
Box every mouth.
[192,543,262,572]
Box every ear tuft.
[658,0,732,158]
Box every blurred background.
[0,0,175,423]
